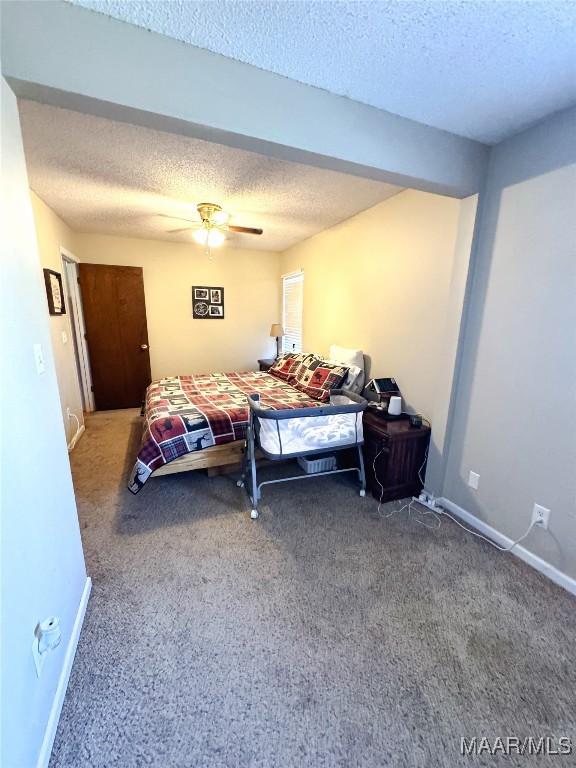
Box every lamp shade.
[270,323,284,337]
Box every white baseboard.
[438,497,576,597]
[67,424,85,452]
[36,576,92,768]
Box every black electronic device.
[368,378,400,396]
[366,378,401,412]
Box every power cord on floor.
[417,442,429,486]
[68,410,81,434]
[392,496,537,552]
[373,438,430,519]
[436,503,537,553]
[67,409,82,451]
[372,445,396,518]
[399,498,441,529]
[372,427,536,553]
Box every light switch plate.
[61,331,68,344]
[468,471,480,490]
[33,343,45,375]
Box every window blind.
[281,271,304,353]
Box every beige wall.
[30,192,84,444]
[443,107,576,581]
[425,194,478,494]
[75,234,281,378]
[280,190,476,462]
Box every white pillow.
[328,345,365,392]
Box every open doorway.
[60,248,94,414]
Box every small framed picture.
[192,300,210,318]
[43,268,66,315]
[192,286,225,319]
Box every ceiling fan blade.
[156,213,199,225]
[228,225,263,235]
[167,226,194,234]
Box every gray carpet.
[49,410,575,768]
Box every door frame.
[60,248,95,412]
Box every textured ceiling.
[69,0,576,144]
[19,100,401,251]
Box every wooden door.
[79,264,151,410]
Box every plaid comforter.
[128,371,321,492]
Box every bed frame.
[152,441,246,478]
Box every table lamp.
[270,323,284,358]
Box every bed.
[128,348,367,497]
[128,370,332,492]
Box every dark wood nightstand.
[258,358,276,372]
[363,407,431,502]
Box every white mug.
[388,395,402,416]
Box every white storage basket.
[297,454,337,474]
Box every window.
[281,271,304,353]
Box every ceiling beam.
[1,1,488,198]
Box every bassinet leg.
[357,444,366,497]
[240,422,258,519]
[237,439,248,488]
[249,426,259,519]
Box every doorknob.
[140,344,148,350]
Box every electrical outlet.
[61,330,68,344]
[532,504,550,530]
[468,471,480,490]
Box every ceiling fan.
[160,202,263,254]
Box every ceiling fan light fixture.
[193,226,225,248]
[192,228,206,246]
[211,209,229,225]
[159,202,262,249]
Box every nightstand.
[258,358,276,372]
[363,408,431,502]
